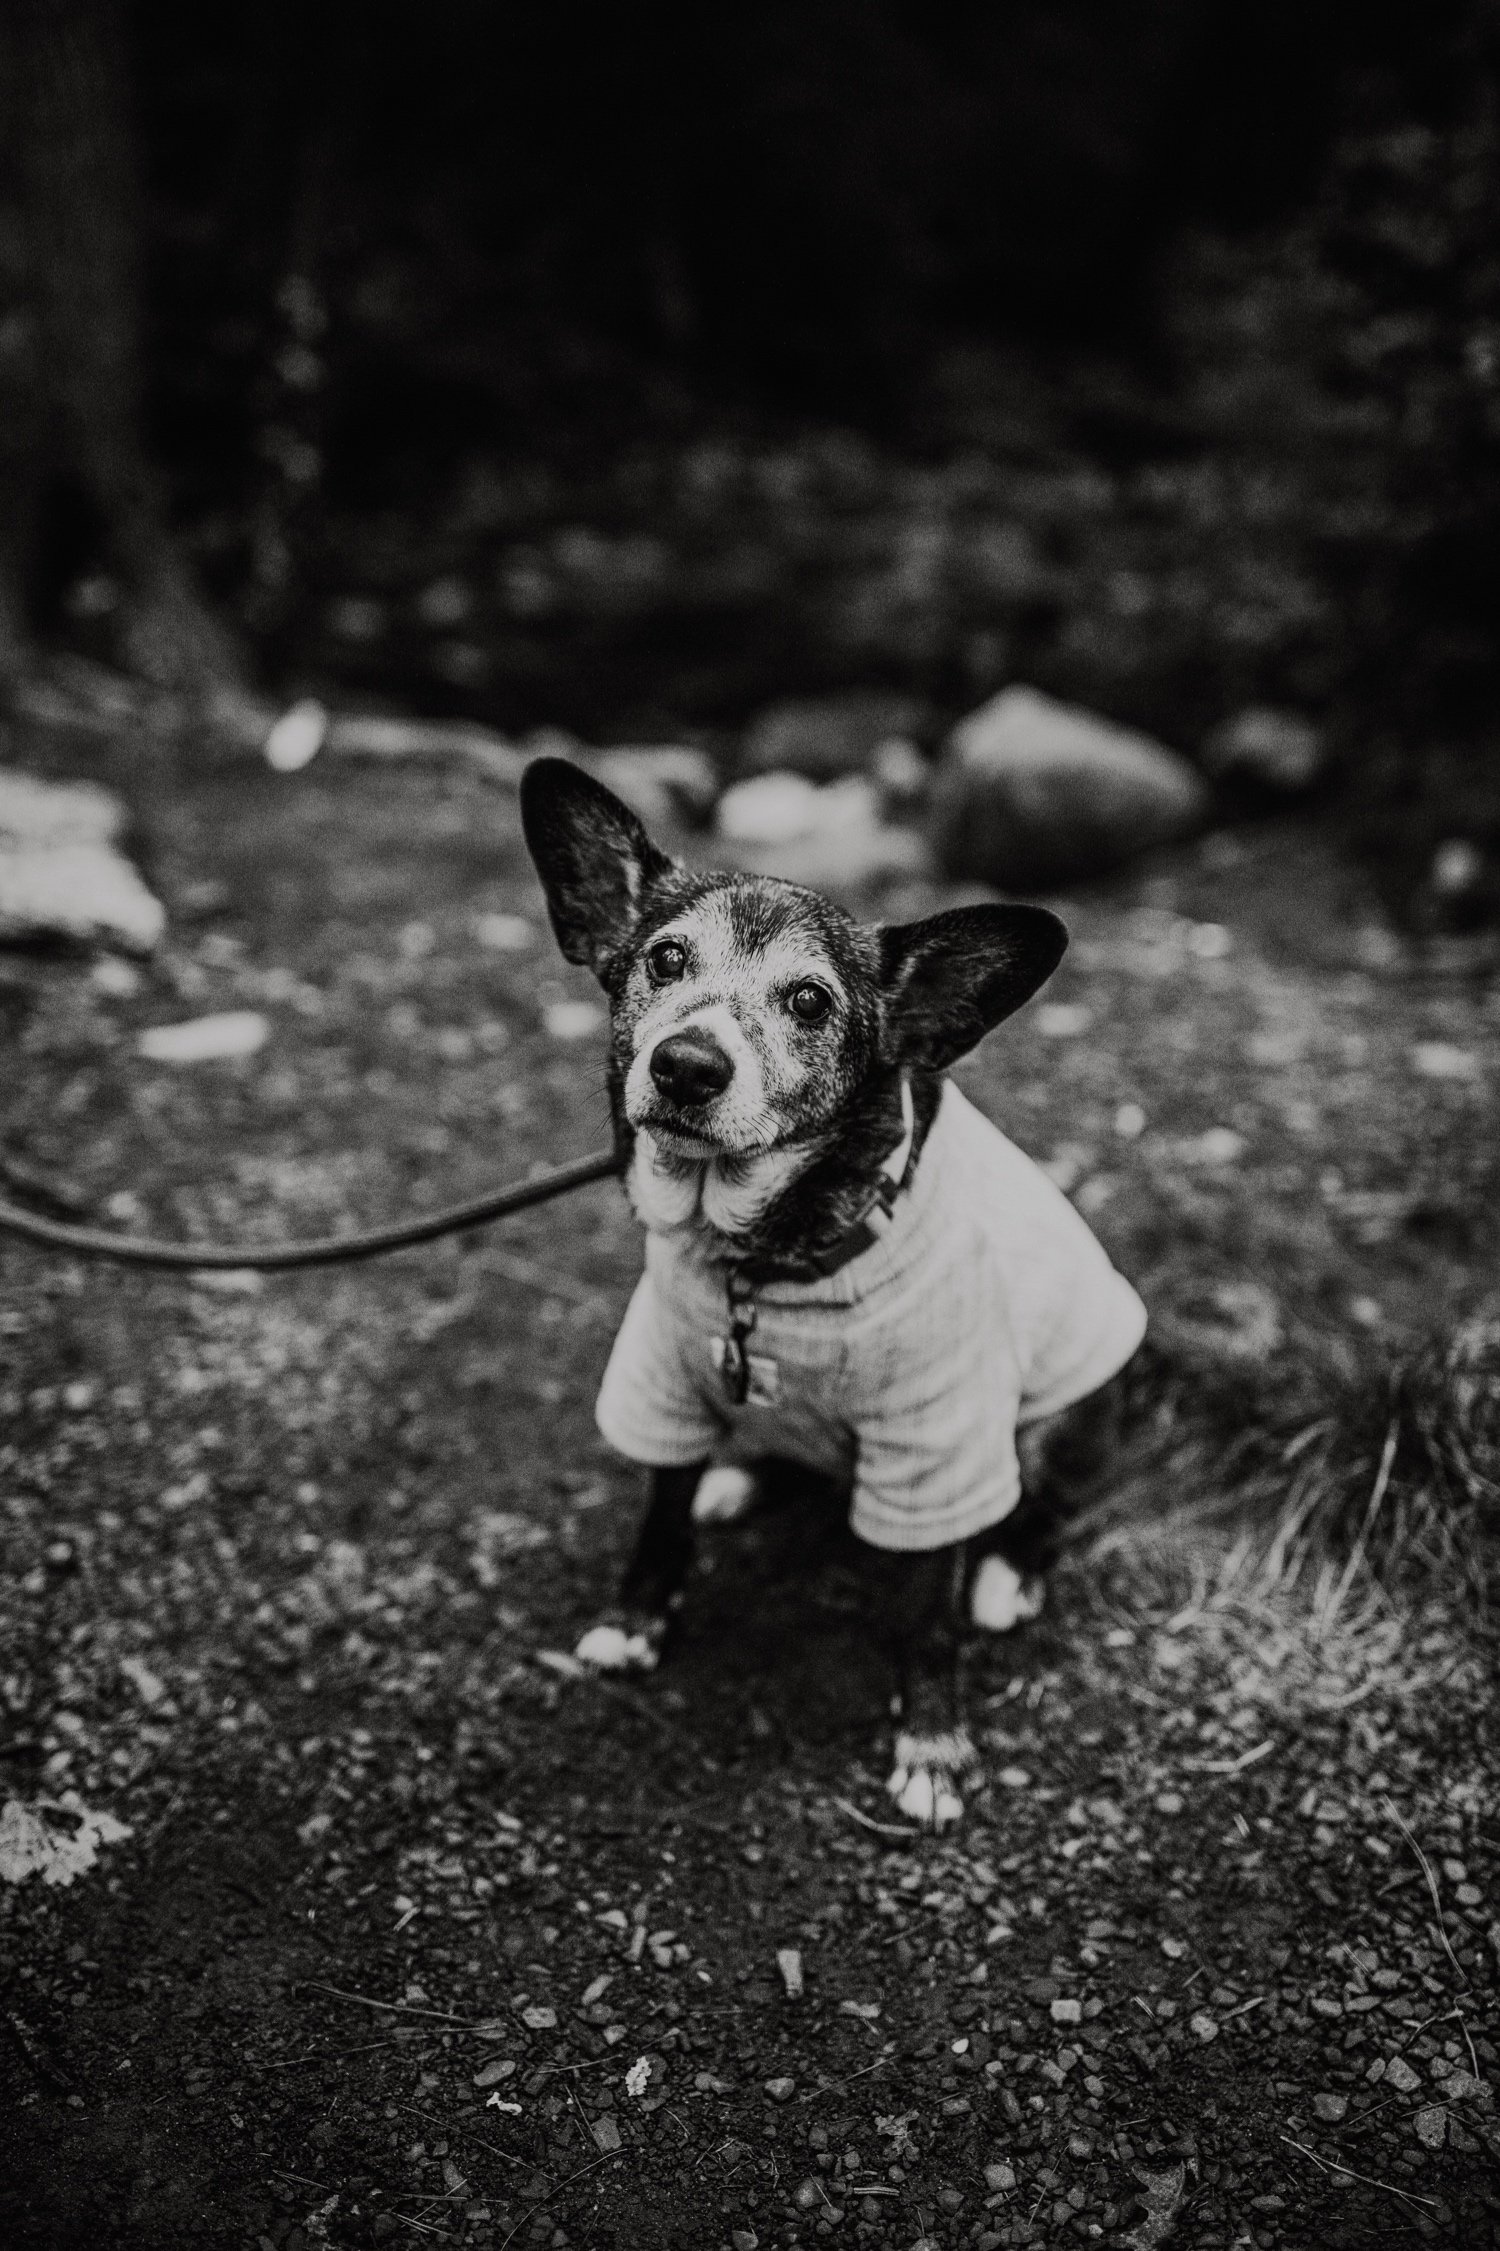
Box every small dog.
[520,756,1145,1827]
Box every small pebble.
[1385,2057,1422,2093]
[1312,2092,1348,2123]
[764,2077,796,2103]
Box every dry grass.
[1099,1306,1500,1591]
[1057,1305,1500,1716]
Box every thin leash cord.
[0,1146,621,1272]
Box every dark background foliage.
[5,0,1499,905]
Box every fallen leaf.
[137,1011,268,1064]
[1125,2159,1186,2249]
[0,1796,133,1887]
[542,1000,604,1041]
[264,699,328,773]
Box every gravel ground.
[2,737,1497,2249]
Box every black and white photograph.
[1,5,1496,2247]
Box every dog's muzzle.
[648,1028,734,1110]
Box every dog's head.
[520,756,1066,1163]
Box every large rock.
[585,745,720,830]
[739,691,924,781]
[929,686,1208,891]
[711,772,930,899]
[0,769,165,953]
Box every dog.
[520,755,1145,1828]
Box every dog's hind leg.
[970,1370,1131,1632]
[575,1460,705,1673]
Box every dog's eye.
[788,981,833,1025]
[646,938,687,983]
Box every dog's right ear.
[519,758,675,976]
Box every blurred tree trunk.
[5,0,261,725]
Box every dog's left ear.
[520,757,675,976]
[877,903,1068,1071]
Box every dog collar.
[735,1078,917,1289]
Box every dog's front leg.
[868,1542,977,1830]
[574,1461,705,1674]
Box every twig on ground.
[1194,1739,1274,1776]
[255,2037,411,2071]
[1278,2133,1437,2214]
[302,1979,491,2026]
[1382,1796,1469,1987]
[563,2079,596,2153]
[4,2009,74,2094]
[831,1795,917,1839]
[797,2059,887,2105]
[497,2151,621,2250]
[390,2097,522,2162]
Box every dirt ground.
[2,732,1497,2250]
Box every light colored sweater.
[595,1080,1146,1551]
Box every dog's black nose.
[649,1029,733,1107]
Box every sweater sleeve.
[595,1271,725,1467]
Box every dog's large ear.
[877,903,1068,1071]
[519,757,675,975]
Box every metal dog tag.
[711,1333,780,1407]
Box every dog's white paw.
[887,1729,976,1830]
[970,1554,1046,1633]
[574,1620,663,1673]
[691,1465,760,1525]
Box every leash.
[0,1146,621,1272]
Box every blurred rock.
[0,768,165,954]
[588,746,720,830]
[713,771,930,896]
[138,1011,269,1064]
[739,691,925,781]
[717,771,825,845]
[1202,706,1325,793]
[1416,835,1499,933]
[870,736,930,814]
[930,686,1208,890]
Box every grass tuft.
[1082,1305,1500,1610]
